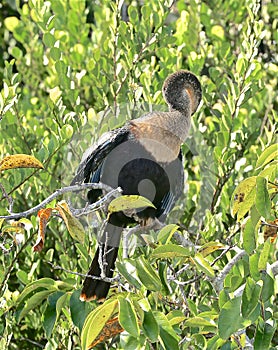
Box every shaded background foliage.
[0,0,277,349]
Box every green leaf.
[192,253,215,278]
[81,299,118,350]
[142,310,159,342]
[42,291,65,338]
[231,176,257,220]
[153,312,179,350]
[243,206,260,254]
[157,224,179,244]
[50,47,61,61]
[17,278,57,304]
[256,144,278,169]
[255,177,271,219]
[49,86,62,103]
[249,254,261,281]
[70,290,92,332]
[118,297,139,338]
[136,257,162,291]
[11,46,22,59]
[43,32,56,47]
[184,316,216,328]
[236,56,247,75]
[218,297,244,339]
[258,239,271,271]
[18,290,56,322]
[166,310,186,326]
[151,243,192,259]
[108,195,155,215]
[258,162,278,179]
[116,261,142,290]
[261,272,274,303]
[254,319,276,350]
[241,278,262,318]
[60,124,74,140]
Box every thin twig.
[168,264,189,309]
[47,261,120,283]
[0,183,122,220]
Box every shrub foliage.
[0,0,277,349]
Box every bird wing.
[71,126,130,185]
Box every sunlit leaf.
[231,176,257,220]
[157,224,179,244]
[167,310,186,326]
[136,256,162,291]
[81,299,118,350]
[198,242,224,257]
[192,253,215,278]
[184,316,216,328]
[256,144,278,169]
[17,278,58,304]
[108,195,155,215]
[4,16,19,32]
[151,243,192,259]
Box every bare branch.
[0,183,122,220]
[212,249,246,293]
[173,232,196,250]
[47,261,120,284]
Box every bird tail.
[80,223,122,301]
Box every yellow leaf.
[198,242,224,257]
[4,16,19,32]
[49,86,62,103]
[0,219,5,230]
[108,195,156,216]
[56,201,85,243]
[211,25,225,40]
[0,154,44,171]
[192,253,215,278]
[231,176,257,220]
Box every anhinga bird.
[71,70,202,301]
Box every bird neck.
[130,111,190,162]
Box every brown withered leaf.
[0,154,44,171]
[264,219,278,243]
[56,200,85,243]
[33,208,53,252]
[88,317,124,349]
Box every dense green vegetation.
[0,0,277,349]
